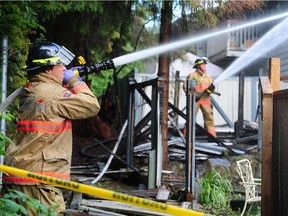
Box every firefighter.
[183,57,217,137]
[2,42,101,215]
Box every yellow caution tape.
[0,165,205,216]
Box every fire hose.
[195,84,221,102]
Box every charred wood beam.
[168,102,242,155]
[235,71,245,138]
[135,126,151,145]
[173,71,180,125]
[82,131,140,174]
[211,97,233,128]
[135,111,151,133]
[69,192,82,210]
[129,78,157,89]
[136,87,152,106]
[233,134,258,145]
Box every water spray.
[214,16,288,85]
[112,11,288,67]
[77,11,288,77]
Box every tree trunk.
[158,1,172,170]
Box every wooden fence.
[271,88,288,215]
[260,58,288,216]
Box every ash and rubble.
[66,117,260,216]
[65,72,261,215]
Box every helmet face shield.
[22,42,75,72]
[31,46,75,66]
[55,46,75,66]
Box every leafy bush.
[198,168,233,209]
[0,113,14,155]
[0,189,57,216]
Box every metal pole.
[236,71,244,139]
[1,36,8,135]
[185,79,196,202]
[0,35,8,186]
[149,81,159,189]
[257,82,262,150]
[127,78,135,166]
[173,71,180,125]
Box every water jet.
[214,17,288,85]
[112,11,288,69]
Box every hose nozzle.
[76,58,115,76]
[92,59,115,72]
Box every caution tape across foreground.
[0,165,205,216]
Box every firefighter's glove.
[206,83,215,94]
[63,69,76,84]
[64,67,84,83]
[71,66,84,76]
[71,66,83,81]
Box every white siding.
[135,73,259,130]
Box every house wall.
[263,41,288,76]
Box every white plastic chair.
[236,159,261,216]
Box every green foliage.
[0,2,44,116]
[0,113,15,155]
[27,1,142,97]
[0,2,44,41]
[90,70,114,98]
[0,198,27,215]
[198,168,233,210]
[0,189,57,216]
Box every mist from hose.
[214,17,288,85]
[112,11,288,68]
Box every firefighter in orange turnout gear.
[2,42,100,215]
[183,58,217,137]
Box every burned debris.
[67,72,259,215]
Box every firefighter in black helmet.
[22,42,75,73]
[2,42,100,215]
[183,57,217,137]
[193,58,207,69]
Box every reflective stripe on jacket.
[4,73,100,185]
[17,119,72,133]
